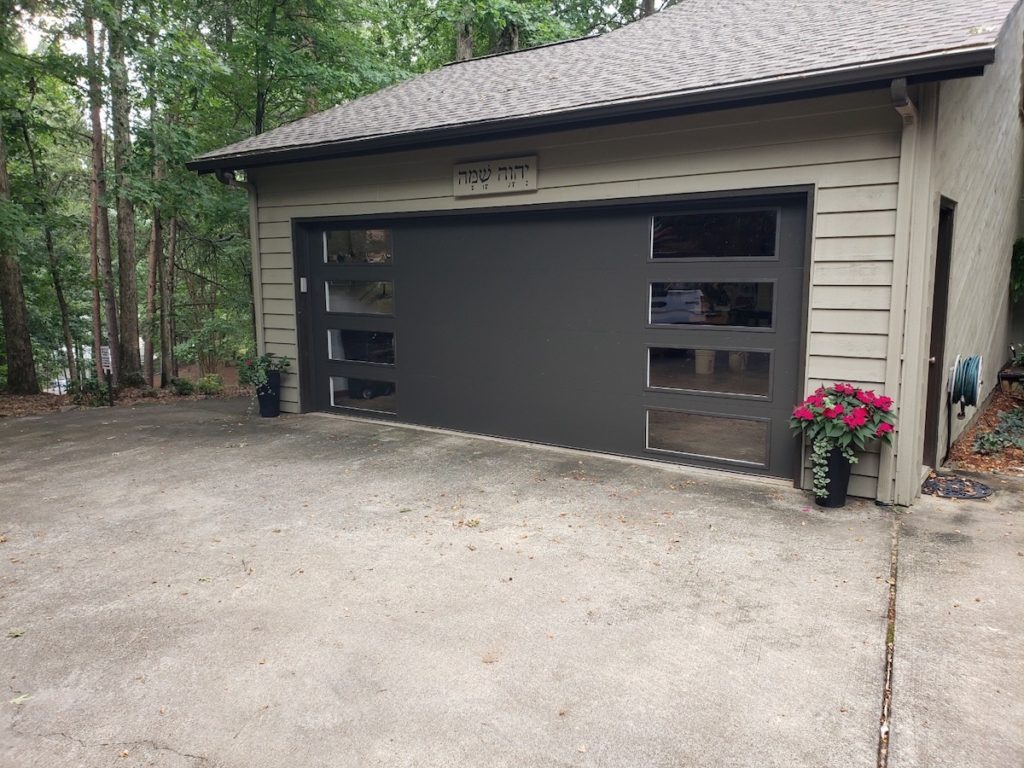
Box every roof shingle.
[194,0,1021,168]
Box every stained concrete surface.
[889,477,1024,768]
[0,399,928,766]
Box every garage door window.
[648,347,770,397]
[331,376,397,413]
[328,329,395,365]
[327,280,394,315]
[652,210,777,260]
[324,229,393,264]
[649,282,774,328]
[646,409,768,466]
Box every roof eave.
[187,45,996,174]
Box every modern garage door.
[298,196,808,479]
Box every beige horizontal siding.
[261,267,293,285]
[264,328,297,345]
[808,333,888,359]
[811,286,891,311]
[810,310,890,335]
[807,356,887,383]
[816,184,899,213]
[812,261,893,286]
[813,236,895,261]
[251,88,903,486]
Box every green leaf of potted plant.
[238,353,291,417]
[790,384,896,507]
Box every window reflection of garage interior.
[648,347,771,397]
[324,228,397,414]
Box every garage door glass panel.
[327,280,394,315]
[330,376,397,413]
[328,329,395,365]
[324,229,393,264]
[647,409,768,465]
[648,347,770,397]
[652,210,777,259]
[650,282,773,328]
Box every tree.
[85,2,118,384]
[106,0,142,384]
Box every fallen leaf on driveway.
[9,694,30,705]
[7,629,24,638]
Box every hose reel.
[949,354,983,419]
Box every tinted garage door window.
[302,199,806,479]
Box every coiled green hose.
[951,355,982,409]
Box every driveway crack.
[877,513,900,768]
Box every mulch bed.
[0,386,252,418]
[946,390,1024,475]
[0,393,71,418]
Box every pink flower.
[793,406,815,421]
[806,393,825,408]
[823,404,845,419]
[874,396,893,412]
[831,383,855,396]
[876,422,894,437]
[843,407,868,429]
[856,390,877,406]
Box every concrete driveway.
[0,399,1019,768]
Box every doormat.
[921,473,993,500]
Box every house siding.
[928,7,1024,460]
[249,90,903,498]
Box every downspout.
[879,79,940,506]
[877,79,918,504]
[246,176,266,357]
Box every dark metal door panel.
[393,212,648,456]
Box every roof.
[190,0,1022,172]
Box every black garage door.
[297,196,807,479]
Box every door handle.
[928,356,936,364]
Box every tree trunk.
[495,22,519,53]
[143,210,162,386]
[641,0,656,17]
[0,114,39,394]
[160,216,177,384]
[86,11,119,384]
[45,229,78,385]
[108,0,141,383]
[18,115,78,386]
[456,13,473,61]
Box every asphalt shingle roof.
[194,0,1021,169]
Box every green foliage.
[1013,238,1024,304]
[170,377,194,396]
[68,378,110,407]
[1,0,656,394]
[973,408,1024,455]
[196,373,224,395]
[238,352,290,394]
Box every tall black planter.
[816,447,852,508]
[256,370,281,418]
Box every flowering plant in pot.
[790,384,896,507]
[238,353,291,417]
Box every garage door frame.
[290,185,814,485]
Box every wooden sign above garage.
[453,156,538,197]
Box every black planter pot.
[816,447,852,508]
[256,370,281,418]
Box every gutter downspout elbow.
[891,77,917,126]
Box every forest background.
[0,0,677,395]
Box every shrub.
[170,377,195,396]
[68,378,110,407]
[196,374,224,396]
[973,408,1024,455]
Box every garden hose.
[950,355,983,418]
